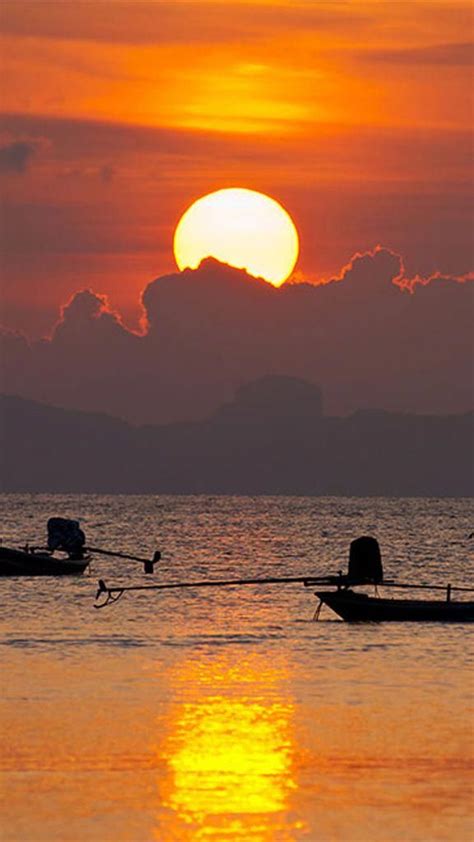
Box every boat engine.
[47,517,86,559]
[348,536,383,583]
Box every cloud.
[1,249,472,424]
[395,268,474,293]
[0,1,369,46]
[99,164,115,184]
[0,140,37,173]
[338,245,474,293]
[320,244,403,291]
[364,41,474,66]
[59,289,115,324]
[0,134,50,175]
[52,288,140,346]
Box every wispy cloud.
[362,41,473,66]
[0,138,46,173]
[0,1,370,46]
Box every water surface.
[1,495,473,841]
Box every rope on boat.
[312,600,323,622]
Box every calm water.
[1,495,473,842]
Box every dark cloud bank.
[2,247,472,424]
[1,248,472,495]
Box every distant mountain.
[1,377,472,496]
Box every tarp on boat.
[47,518,85,557]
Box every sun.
[173,187,299,287]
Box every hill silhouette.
[1,376,472,496]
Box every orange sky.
[0,0,472,336]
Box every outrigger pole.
[86,547,161,574]
[94,574,474,608]
[28,545,161,573]
[94,573,340,608]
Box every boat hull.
[316,590,474,622]
[0,547,89,577]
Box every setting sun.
[173,188,299,286]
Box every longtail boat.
[313,535,473,622]
[314,588,474,622]
[0,517,161,577]
[94,535,474,623]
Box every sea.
[1,494,473,842]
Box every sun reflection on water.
[154,653,302,841]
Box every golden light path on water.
[154,654,301,840]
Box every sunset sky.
[1,0,472,339]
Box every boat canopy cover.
[348,536,383,583]
[47,518,85,555]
